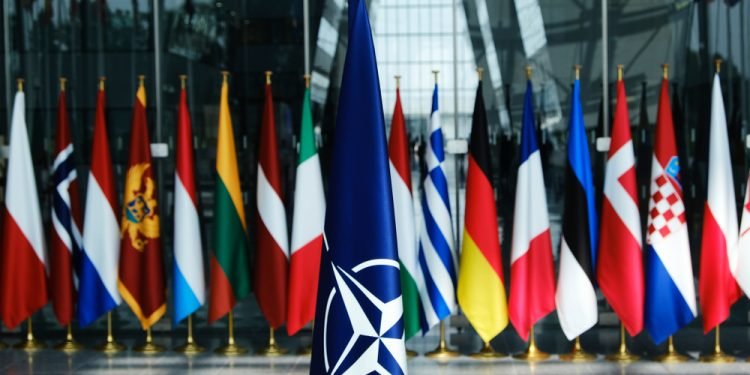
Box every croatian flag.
[644,77,696,344]
[78,81,122,327]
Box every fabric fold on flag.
[509,80,555,342]
[311,0,406,372]
[458,80,509,344]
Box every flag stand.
[14,318,46,351]
[215,311,247,355]
[699,325,735,362]
[514,325,549,361]
[134,328,165,353]
[174,315,205,354]
[54,324,85,352]
[257,327,288,356]
[425,321,459,359]
[606,323,639,362]
[654,335,688,362]
[469,340,504,359]
[95,312,125,353]
[560,336,595,362]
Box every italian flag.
[287,80,325,335]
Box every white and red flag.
[597,77,644,336]
[698,72,741,333]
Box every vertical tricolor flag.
[254,73,289,330]
[509,79,555,342]
[311,0,406,371]
[597,75,644,336]
[457,79,509,344]
[417,79,457,332]
[644,74,697,344]
[0,81,48,329]
[50,78,83,326]
[78,79,122,327]
[555,76,599,340]
[698,72,741,333]
[118,78,166,330]
[208,73,251,322]
[287,78,325,336]
[172,77,206,324]
[389,81,423,339]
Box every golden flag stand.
[215,311,247,355]
[134,328,165,353]
[174,315,205,354]
[699,325,735,363]
[54,324,85,352]
[469,340,504,359]
[605,323,639,362]
[95,312,125,353]
[257,327,288,356]
[654,336,688,362]
[560,336,595,362]
[425,321,459,359]
[513,325,549,361]
[14,318,46,351]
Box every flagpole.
[425,320,459,359]
[215,311,247,355]
[514,325,549,361]
[700,324,735,362]
[655,335,688,362]
[134,327,165,353]
[54,324,85,352]
[175,314,205,354]
[605,323,638,362]
[96,312,125,353]
[14,317,46,351]
[560,336,595,362]
[258,327,288,356]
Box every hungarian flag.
[555,76,599,340]
[509,79,555,342]
[699,72,741,333]
[287,80,325,335]
[118,78,166,330]
[172,78,205,324]
[50,79,83,326]
[208,74,251,322]
[388,84,422,339]
[254,74,289,329]
[597,77,644,336]
[0,82,48,329]
[457,80,509,344]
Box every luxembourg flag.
[0,82,48,329]
[173,78,205,324]
[698,72,741,333]
[77,80,122,327]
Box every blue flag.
[310,0,407,373]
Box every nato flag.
[310,0,407,373]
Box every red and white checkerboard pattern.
[647,174,686,243]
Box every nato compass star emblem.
[322,255,407,374]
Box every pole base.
[174,341,205,355]
[133,341,166,354]
[215,342,247,356]
[654,350,690,363]
[406,349,418,358]
[606,350,639,363]
[95,341,126,354]
[298,345,313,356]
[469,344,505,359]
[559,346,596,362]
[425,345,460,359]
[699,350,735,363]
[14,338,46,351]
[54,339,85,353]
[513,347,550,361]
[257,342,288,357]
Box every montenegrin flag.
[172,78,206,324]
[311,0,406,371]
[254,74,289,329]
[78,79,122,327]
[509,79,555,342]
[208,74,251,322]
[457,79,509,344]
[699,72,741,333]
[287,80,325,336]
[50,79,83,326]
[597,77,644,336]
[118,78,166,329]
[645,76,697,344]
[388,83,423,339]
[0,82,48,329]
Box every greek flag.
[417,83,457,332]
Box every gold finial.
[99,76,106,91]
[617,64,624,81]
[179,74,187,89]
[304,74,310,88]
[221,71,230,84]
[477,67,484,81]
[59,77,67,92]
[265,71,272,85]
[394,75,401,89]
[138,75,145,87]
[432,70,439,84]
[573,64,581,80]
[661,64,669,80]
[525,65,532,80]
[715,59,722,73]
[17,78,24,92]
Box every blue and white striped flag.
[417,82,457,332]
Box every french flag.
[509,80,556,341]
[0,84,49,329]
[698,72,741,333]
